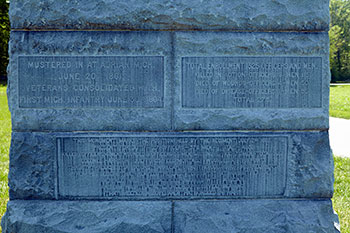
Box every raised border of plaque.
[18,55,165,109]
[181,56,322,109]
[57,133,288,200]
[8,31,173,131]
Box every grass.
[333,156,350,233]
[330,85,350,119]
[0,84,10,232]
[0,84,348,232]
[329,84,350,232]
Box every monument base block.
[1,200,172,233]
[2,200,339,233]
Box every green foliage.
[0,0,9,77]
[330,85,350,119]
[333,156,350,233]
[330,0,350,82]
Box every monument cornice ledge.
[10,28,329,33]
[9,0,330,31]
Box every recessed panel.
[19,56,164,108]
[58,133,288,199]
[182,57,322,108]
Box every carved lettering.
[182,57,322,108]
[58,134,288,199]
[18,56,164,108]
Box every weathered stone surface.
[10,0,329,31]
[174,199,340,233]
[174,32,330,130]
[9,131,333,200]
[8,31,330,131]
[8,132,56,200]
[1,199,340,233]
[8,31,172,131]
[5,2,337,232]
[1,200,172,233]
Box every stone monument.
[2,0,340,232]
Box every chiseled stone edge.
[8,131,334,200]
[1,199,339,233]
[8,132,56,200]
[174,199,340,233]
[1,200,172,233]
[285,131,334,198]
[10,0,329,31]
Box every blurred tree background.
[0,0,9,80]
[330,0,350,82]
[0,1,349,82]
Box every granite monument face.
[2,0,340,232]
